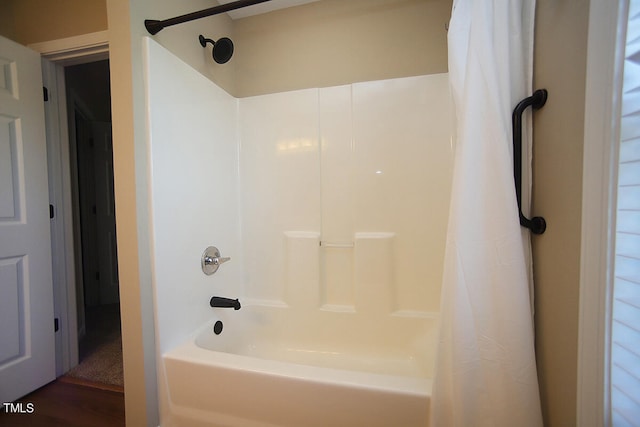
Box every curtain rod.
[145,0,273,35]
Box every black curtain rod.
[145,0,273,35]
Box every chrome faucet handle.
[204,255,230,266]
[201,246,231,275]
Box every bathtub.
[161,304,435,427]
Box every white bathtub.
[161,304,434,427]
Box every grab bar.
[512,89,548,235]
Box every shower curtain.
[430,0,543,426]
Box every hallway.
[67,304,123,387]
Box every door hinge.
[54,318,59,332]
[49,204,54,219]
[43,86,49,102]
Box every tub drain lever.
[210,296,241,310]
[201,246,230,275]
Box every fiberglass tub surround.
[145,37,452,426]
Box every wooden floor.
[0,376,124,427]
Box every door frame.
[577,0,627,425]
[31,31,109,376]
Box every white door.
[0,35,55,403]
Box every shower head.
[199,35,234,64]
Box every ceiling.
[216,0,320,19]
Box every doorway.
[62,59,122,387]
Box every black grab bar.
[512,89,547,235]
[145,0,273,35]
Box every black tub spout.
[210,296,241,310]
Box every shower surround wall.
[240,78,452,313]
[146,38,240,356]
[145,38,452,425]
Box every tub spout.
[210,296,241,310]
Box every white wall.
[240,74,453,314]
[239,88,321,303]
[145,37,240,354]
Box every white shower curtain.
[430,0,543,426]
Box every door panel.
[0,35,55,403]
[0,115,20,218]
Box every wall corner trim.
[576,0,627,426]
